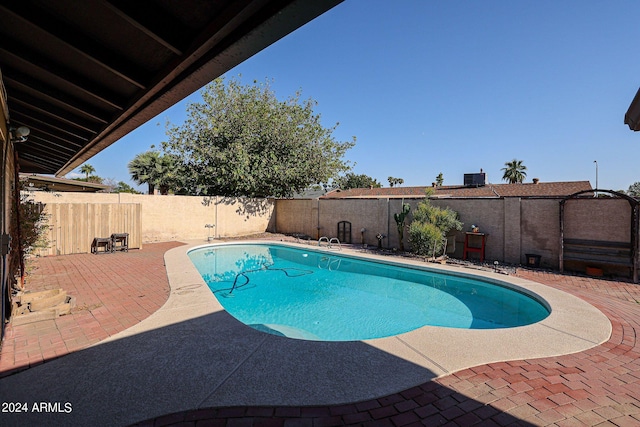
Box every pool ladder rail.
[318,236,341,250]
[318,256,342,271]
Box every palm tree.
[388,177,404,187]
[156,154,182,195]
[501,159,527,184]
[78,164,95,180]
[128,151,161,194]
[128,151,183,195]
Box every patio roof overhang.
[624,87,640,131]
[0,0,342,176]
[19,173,109,193]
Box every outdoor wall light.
[10,126,30,143]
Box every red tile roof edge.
[320,181,593,199]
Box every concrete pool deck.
[1,239,639,426]
[176,240,611,379]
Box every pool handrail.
[329,237,342,250]
[318,236,342,250]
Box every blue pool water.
[188,243,550,341]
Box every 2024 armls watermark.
[2,401,72,413]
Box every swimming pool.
[188,243,550,341]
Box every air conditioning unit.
[464,173,486,187]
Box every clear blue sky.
[79,1,640,193]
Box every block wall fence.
[27,192,637,275]
[28,192,275,255]
[274,196,636,271]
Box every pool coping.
[119,239,610,408]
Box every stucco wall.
[28,192,274,243]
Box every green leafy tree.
[10,181,49,288]
[336,173,381,190]
[501,159,527,184]
[435,172,444,187]
[72,175,103,184]
[112,181,141,194]
[408,222,443,257]
[409,197,463,257]
[627,182,640,198]
[163,77,355,197]
[78,164,95,180]
[388,177,404,187]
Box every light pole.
[593,160,598,197]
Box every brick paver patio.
[2,242,640,426]
[0,241,182,377]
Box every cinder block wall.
[318,199,392,246]
[563,198,631,241]
[519,199,560,267]
[273,199,318,239]
[275,196,637,271]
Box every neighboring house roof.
[320,181,593,199]
[19,173,109,193]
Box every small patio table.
[463,232,487,262]
[91,237,111,254]
[111,233,129,252]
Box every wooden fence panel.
[36,203,141,256]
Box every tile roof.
[320,181,593,199]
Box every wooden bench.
[562,238,633,267]
[561,238,637,282]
